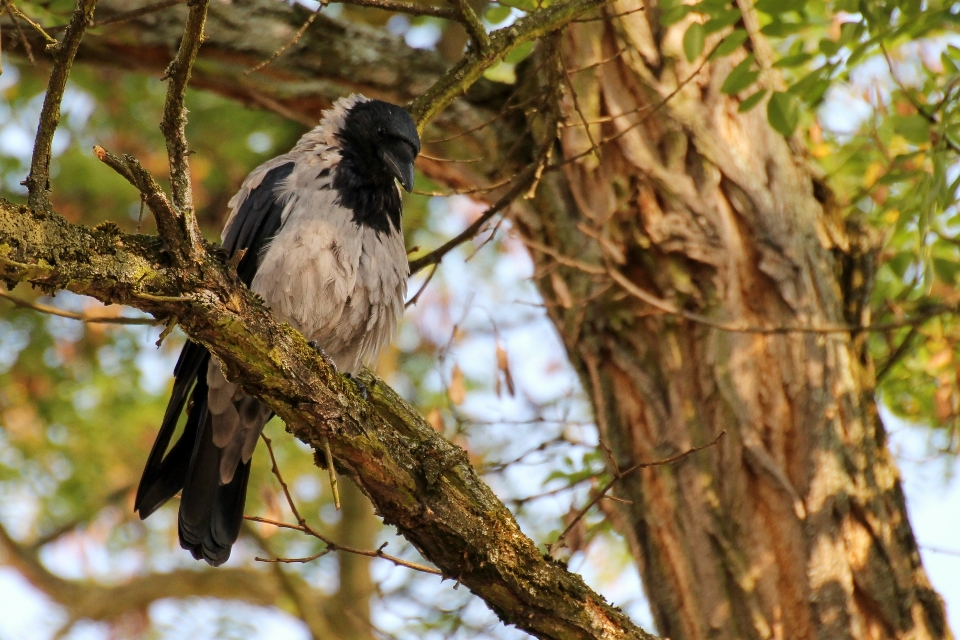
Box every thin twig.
[0,289,157,325]
[6,3,57,46]
[322,436,340,510]
[261,434,307,526]
[448,0,490,50]
[609,267,955,335]
[45,0,188,33]
[409,55,563,274]
[881,42,960,155]
[159,0,207,256]
[93,145,190,264]
[245,515,444,575]
[405,263,438,307]
[338,0,457,19]
[559,53,600,159]
[23,0,97,210]
[408,0,616,127]
[547,430,727,556]
[245,3,325,75]
[875,325,919,383]
[6,2,36,65]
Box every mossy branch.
[23,0,97,210]
[0,198,658,640]
[159,0,207,259]
[408,0,615,128]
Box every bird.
[133,95,420,566]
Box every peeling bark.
[514,7,949,639]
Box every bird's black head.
[336,99,420,192]
[333,99,420,234]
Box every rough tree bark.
[0,1,951,639]
[514,5,950,639]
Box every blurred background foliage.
[0,0,959,638]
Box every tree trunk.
[515,8,950,639]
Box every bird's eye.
[377,126,386,137]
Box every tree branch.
[408,0,616,127]
[23,0,97,210]
[0,520,306,621]
[159,0,207,259]
[0,197,657,640]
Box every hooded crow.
[134,95,420,566]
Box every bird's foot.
[343,373,370,400]
[307,341,338,373]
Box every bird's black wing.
[134,162,295,541]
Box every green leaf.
[738,89,768,112]
[709,29,748,60]
[892,115,931,145]
[703,9,741,34]
[661,4,693,26]
[693,0,732,17]
[773,52,812,68]
[754,0,806,14]
[887,252,914,278]
[720,55,758,95]
[788,65,832,102]
[767,91,799,136]
[819,38,841,56]
[760,21,804,37]
[941,52,959,74]
[485,5,512,23]
[838,21,862,46]
[684,22,706,61]
[505,40,534,64]
[932,258,960,285]
[948,44,960,60]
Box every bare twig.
[559,54,600,159]
[448,0,490,51]
[876,325,919,383]
[260,434,307,526]
[609,267,955,335]
[45,0,188,33]
[339,0,457,19]
[408,0,616,127]
[880,42,959,154]
[5,2,36,65]
[409,52,563,274]
[92,146,190,259]
[245,3,325,75]
[5,3,57,46]
[245,516,443,575]
[255,434,438,573]
[405,263,438,308]
[23,0,97,210]
[547,431,727,556]
[322,436,340,510]
[159,0,208,257]
[0,289,157,325]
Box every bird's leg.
[343,373,369,400]
[307,341,338,373]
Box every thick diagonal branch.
[0,199,657,640]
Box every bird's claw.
[308,341,338,373]
[343,373,370,400]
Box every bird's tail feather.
[134,345,210,519]
[178,398,251,567]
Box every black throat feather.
[332,147,402,236]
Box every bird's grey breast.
[250,154,408,374]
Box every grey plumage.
[135,94,420,565]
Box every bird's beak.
[383,150,416,192]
